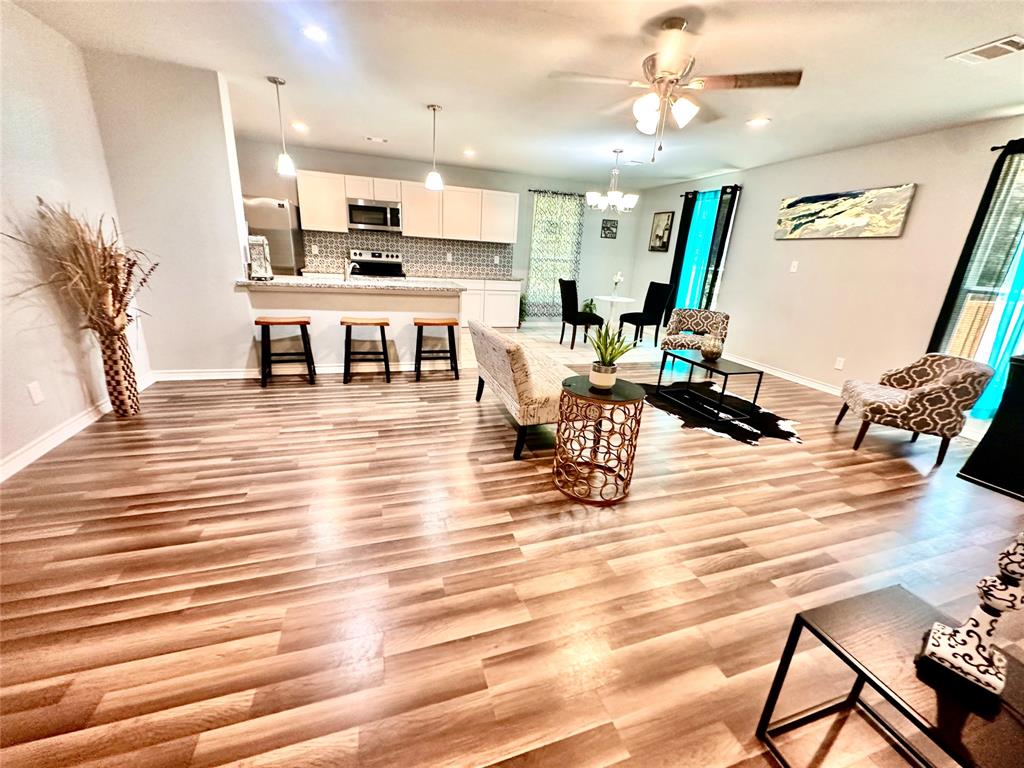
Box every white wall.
[235,139,637,305]
[84,51,252,374]
[0,4,148,478]
[627,116,1024,390]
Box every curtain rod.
[529,189,584,198]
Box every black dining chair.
[619,281,674,345]
[558,279,604,349]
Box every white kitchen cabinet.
[344,175,373,200]
[483,281,521,327]
[460,291,485,327]
[400,181,443,238]
[442,187,483,241]
[296,170,348,232]
[372,178,401,202]
[480,190,519,243]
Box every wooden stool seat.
[255,316,311,326]
[255,318,315,387]
[340,317,389,327]
[414,320,460,381]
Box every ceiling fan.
[555,16,803,162]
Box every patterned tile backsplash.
[302,230,514,279]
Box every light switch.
[311,244,320,255]
[789,260,799,273]
[834,357,846,370]
[493,255,500,265]
[27,381,44,404]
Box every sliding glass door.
[930,140,1024,418]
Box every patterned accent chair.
[660,309,730,351]
[469,321,575,459]
[836,353,994,466]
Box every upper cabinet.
[442,187,482,241]
[297,169,518,243]
[400,181,443,239]
[345,175,401,202]
[481,190,519,243]
[296,170,348,232]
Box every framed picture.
[775,183,917,239]
[649,211,674,252]
[600,219,618,239]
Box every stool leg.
[260,325,271,388]
[300,325,315,385]
[415,326,424,381]
[343,325,352,384]
[380,326,391,384]
[447,326,459,380]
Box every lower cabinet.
[457,280,521,328]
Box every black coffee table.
[656,348,765,422]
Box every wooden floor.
[1,328,1022,768]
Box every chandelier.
[586,150,640,213]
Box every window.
[931,140,1024,418]
[524,191,584,318]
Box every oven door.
[347,200,402,232]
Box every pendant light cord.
[431,107,438,171]
[275,82,287,155]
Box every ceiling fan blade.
[681,70,803,90]
[600,96,637,117]
[549,71,637,86]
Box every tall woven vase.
[99,332,140,417]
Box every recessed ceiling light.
[291,121,309,133]
[746,116,772,128]
[302,25,328,43]
[463,148,476,158]
[364,136,389,144]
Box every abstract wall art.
[775,183,917,239]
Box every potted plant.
[8,198,157,417]
[518,293,527,328]
[581,297,597,315]
[589,323,634,390]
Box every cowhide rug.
[639,379,801,446]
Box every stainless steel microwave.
[346,199,402,232]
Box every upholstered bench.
[468,321,575,459]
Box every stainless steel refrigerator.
[243,196,305,275]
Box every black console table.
[757,586,1024,767]
[959,354,1024,501]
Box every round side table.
[553,375,645,505]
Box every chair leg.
[852,420,870,450]
[260,325,271,388]
[513,425,527,460]
[447,325,459,380]
[343,325,352,384]
[559,322,566,345]
[476,376,485,402]
[415,326,424,381]
[654,324,660,346]
[583,325,590,343]
[910,431,919,443]
[300,325,315,385]
[640,325,645,341]
[835,403,849,426]
[936,437,951,466]
[570,324,577,350]
[380,326,391,384]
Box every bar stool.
[340,317,391,384]
[254,316,315,388]
[414,317,460,381]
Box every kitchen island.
[236,275,466,374]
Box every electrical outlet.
[27,381,44,405]
[311,244,319,255]
[789,260,799,273]
[493,255,500,265]
[834,357,846,370]
[446,252,452,263]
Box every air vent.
[948,35,1024,64]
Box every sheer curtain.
[524,191,584,318]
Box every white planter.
[589,363,617,390]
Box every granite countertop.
[236,274,466,294]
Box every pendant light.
[586,150,640,213]
[267,76,296,177]
[424,104,444,191]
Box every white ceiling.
[19,1,1024,187]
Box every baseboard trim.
[152,361,465,381]
[1,374,156,483]
[724,353,842,397]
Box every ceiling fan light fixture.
[671,96,700,128]
[635,117,658,136]
[632,92,661,121]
